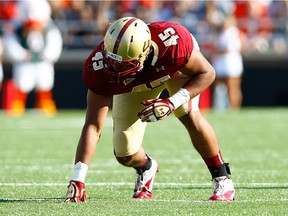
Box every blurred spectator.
[211,14,244,111]
[3,0,63,116]
[0,1,18,92]
[133,0,159,23]
[114,0,137,18]
[156,1,176,21]
[95,1,117,37]
[107,0,159,23]
[53,0,101,48]
[269,0,288,54]
[234,0,274,54]
[49,0,71,20]
[168,1,203,34]
[0,37,3,91]
[1,1,284,75]
[42,0,288,56]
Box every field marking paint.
[0,182,287,187]
[154,198,288,203]
[0,197,287,203]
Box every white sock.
[71,162,88,183]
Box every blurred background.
[1,0,288,112]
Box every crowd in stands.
[48,0,288,56]
[1,0,288,55]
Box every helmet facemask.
[102,46,150,83]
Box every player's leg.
[35,62,57,116]
[112,89,163,163]
[178,109,235,201]
[166,74,235,201]
[226,76,242,109]
[9,63,35,116]
[112,89,163,198]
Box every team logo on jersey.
[123,78,135,86]
[156,66,165,72]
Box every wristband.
[169,88,190,110]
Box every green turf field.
[1,108,288,215]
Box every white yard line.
[0,197,287,203]
[0,182,287,187]
[154,198,288,203]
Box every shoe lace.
[134,170,145,192]
[213,177,226,194]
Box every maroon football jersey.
[83,21,194,96]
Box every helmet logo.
[143,40,150,52]
[106,51,122,61]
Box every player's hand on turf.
[138,98,175,122]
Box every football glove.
[138,98,175,122]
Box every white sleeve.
[3,33,29,62]
[43,26,63,63]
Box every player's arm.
[138,48,215,122]
[179,47,216,100]
[75,90,112,164]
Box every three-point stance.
[65,17,235,202]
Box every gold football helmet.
[102,17,151,82]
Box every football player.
[65,17,235,202]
